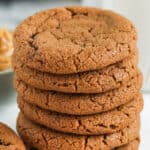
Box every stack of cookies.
[12,7,143,150]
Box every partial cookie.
[116,138,139,150]
[17,113,140,150]
[14,73,142,115]
[29,139,140,150]
[18,95,143,135]
[29,139,139,150]
[13,55,138,93]
[0,122,26,150]
[13,6,137,74]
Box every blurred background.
[0,0,149,92]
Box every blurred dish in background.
[0,28,13,71]
[0,28,15,101]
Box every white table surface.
[0,91,149,150]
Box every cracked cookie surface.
[29,139,139,150]
[14,73,142,115]
[17,113,140,150]
[115,138,139,150]
[29,138,140,150]
[0,122,26,150]
[13,54,138,93]
[13,6,137,74]
[18,96,143,135]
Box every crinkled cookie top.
[13,6,137,74]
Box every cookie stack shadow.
[12,7,143,150]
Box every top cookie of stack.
[13,6,138,94]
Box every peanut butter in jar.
[0,28,13,71]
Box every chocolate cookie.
[18,95,143,135]
[17,113,140,150]
[0,122,26,150]
[13,55,138,93]
[14,73,142,115]
[13,6,137,74]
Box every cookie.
[29,139,139,150]
[13,6,137,74]
[116,138,139,150]
[14,73,142,115]
[0,122,26,150]
[17,113,140,150]
[13,54,138,93]
[18,95,143,135]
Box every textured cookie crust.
[116,139,139,150]
[13,6,137,74]
[29,139,139,150]
[18,96,143,135]
[13,55,138,93]
[0,122,26,150]
[14,73,142,115]
[17,113,140,150]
